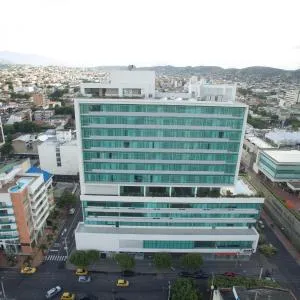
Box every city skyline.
[1,0,300,69]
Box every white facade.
[38,139,78,176]
[80,70,155,99]
[188,79,236,102]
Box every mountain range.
[0,51,300,79]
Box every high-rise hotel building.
[74,71,263,259]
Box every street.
[1,267,170,300]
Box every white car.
[45,286,62,299]
[78,275,91,283]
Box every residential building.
[26,167,55,210]
[80,70,155,99]
[6,109,32,124]
[12,134,48,156]
[189,78,236,102]
[74,92,264,259]
[38,130,78,176]
[33,109,55,122]
[33,93,49,107]
[0,159,50,254]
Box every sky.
[1,0,300,69]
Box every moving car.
[45,286,62,299]
[116,279,129,287]
[178,270,209,279]
[20,266,36,274]
[60,292,75,300]
[75,268,88,276]
[78,275,91,283]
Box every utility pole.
[167,281,171,300]
[1,279,6,299]
[259,267,263,280]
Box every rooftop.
[245,135,274,149]
[76,222,258,237]
[26,166,53,183]
[263,149,300,164]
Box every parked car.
[69,208,75,215]
[116,279,129,287]
[223,272,237,277]
[122,270,135,277]
[178,271,193,277]
[45,286,62,299]
[78,275,91,283]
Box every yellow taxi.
[20,266,37,274]
[60,292,75,300]
[116,279,129,287]
[75,268,88,276]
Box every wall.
[38,142,79,175]
[10,187,33,254]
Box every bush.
[209,275,279,289]
[259,244,277,257]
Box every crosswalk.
[45,255,67,262]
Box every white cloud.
[0,0,300,68]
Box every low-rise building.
[33,110,55,122]
[6,109,32,124]
[38,130,78,176]
[256,149,300,182]
[12,134,49,156]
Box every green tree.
[0,142,13,156]
[180,253,203,271]
[87,250,99,263]
[153,253,172,271]
[171,278,199,300]
[69,250,99,267]
[57,191,77,208]
[114,253,135,270]
[69,250,91,268]
[259,244,277,257]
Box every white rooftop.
[246,135,274,149]
[265,130,300,146]
[263,150,300,164]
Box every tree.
[114,253,135,270]
[0,142,13,156]
[38,243,47,255]
[87,250,99,263]
[171,278,199,300]
[69,250,99,267]
[180,253,203,271]
[57,191,77,208]
[69,251,91,268]
[153,253,172,271]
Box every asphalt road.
[45,187,82,270]
[1,268,171,300]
